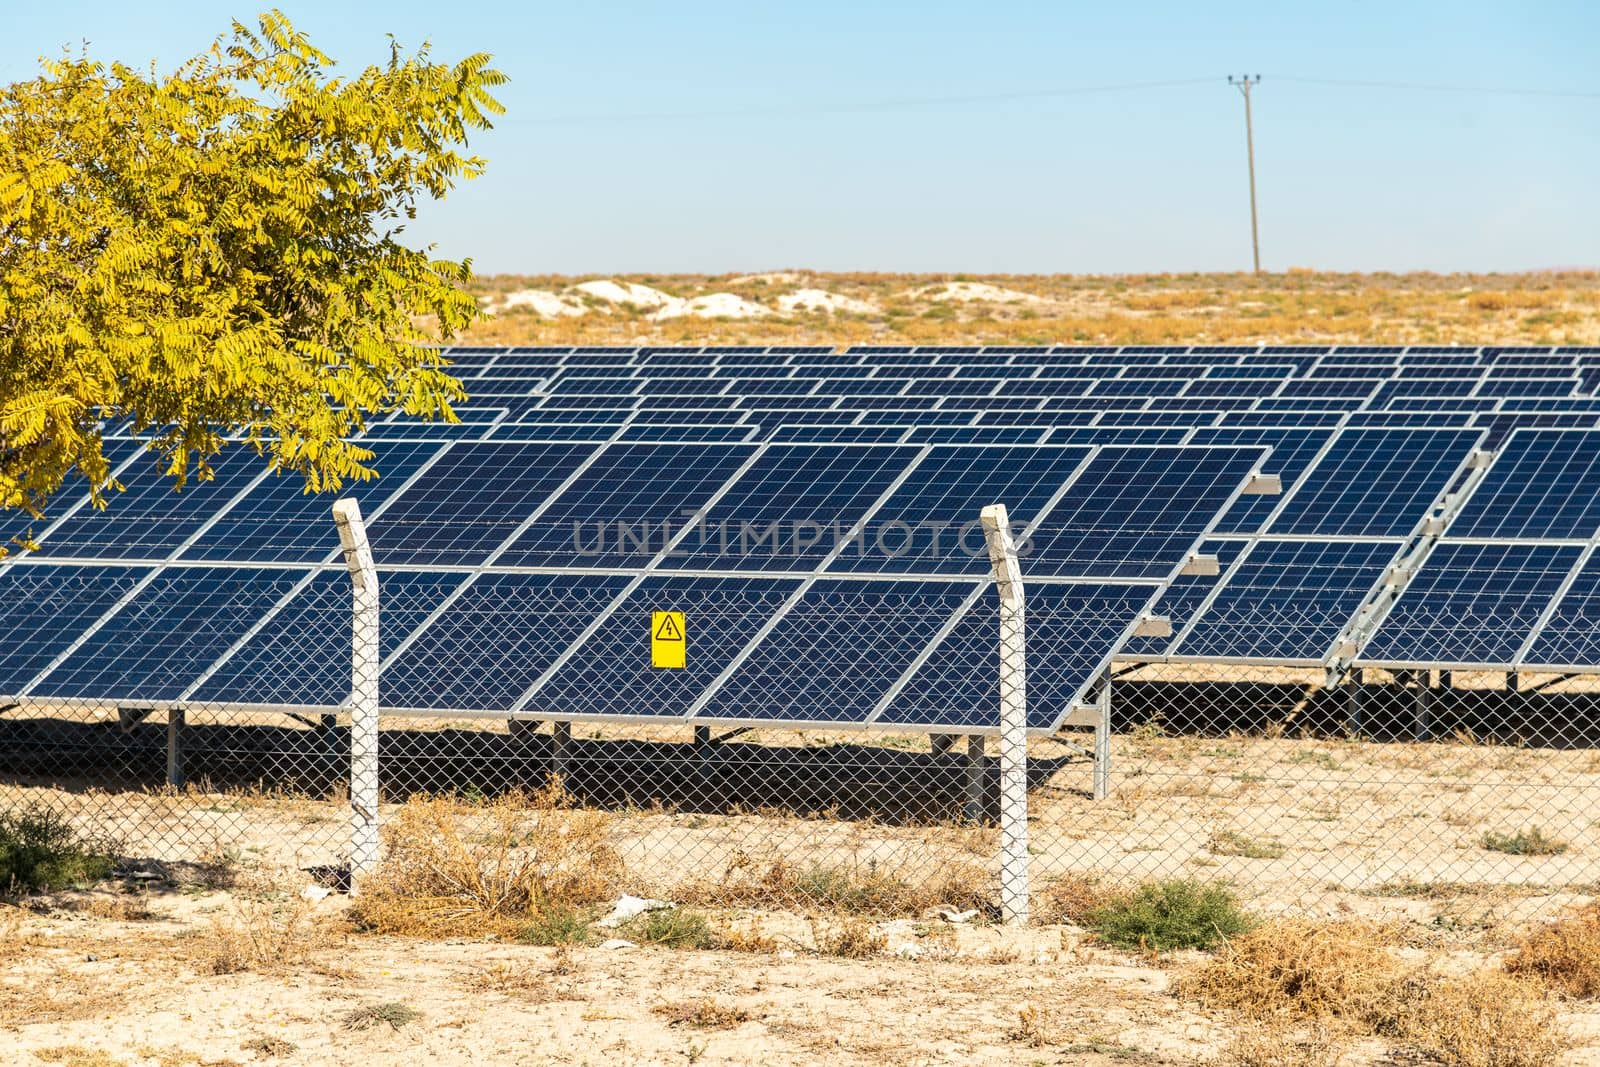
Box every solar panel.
[29,566,314,702]
[1023,445,1267,580]
[1447,430,1600,540]
[521,575,805,719]
[1358,542,1584,667]
[693,578,980,725]
[1266,429,1482,537]
[878,583,1160,730]
[495,443,760,569]
[382,573,635,710]
[370,442,599,566]
[1163,539,1402,663]
[1520,549,1600,669]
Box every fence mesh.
[5,566,1600,921]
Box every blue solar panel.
[1267,429,1481,537]
[32,448,269,561]
[695,579,979,724]
[178,441,446,564]
[1117,539,1249,657]
[879,583,1158,730]
[382,573,634,709]
[1522,550,1600,668]
[0,564,156,695]
[1447,430,1600,539]
[1193,429,1335,534]
[525,576,805,718]
[828,446,1092,576]
[662,444,922,572]
[1359,542,1583,666]
[496,443,758,569]
[195,569,468,705]
[31,566,314,701]
[371,442,598,566]
[1167,539,1402,662]
[1024,446,1266,579]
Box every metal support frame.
[1094,678,1111,801]
[1347,668,1364,738]
[930,733,957,758]
[166,708,185,788]
[980,502,1028,926]
[552,720,573,784]
[332,498,381,890]
[1413,669,1433,742]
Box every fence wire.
[4,567,1600,921]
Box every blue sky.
[10,2,1599,274]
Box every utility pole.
[1228,75,1262,274]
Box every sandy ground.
[4,881,1600,1067]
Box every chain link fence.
[4,535,1600,922]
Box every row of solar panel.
[1113,430,1600,668]
[0,560,1156,730]
[13,439,1272,579]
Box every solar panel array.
[10,345,1600,734]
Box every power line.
[1265,75,1600,100]
[503,76,1219,124]
[506,72,1600,125]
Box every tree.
[0,10,506,525]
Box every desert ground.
[458,270,1600,348]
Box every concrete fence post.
[332,498,381,892]
[980,503,1028,926]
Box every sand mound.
[729,271,805,285]
[572,279,677,309]
[776,289,879,315]
[652,293,772,321]
[491,289,588,317]
[910,281,1045,304]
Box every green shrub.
[515,905,595,946]
[1481,829,1567,857]
[1086,879,1253,952]
[0,804,114,895]
[620,907,715,949]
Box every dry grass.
[460,271,1600,348]
[462,960,549,996]
[1035,873,1118,925]
[1215,1023,1347,1067]
[1179,919,1414,1028]
[31,1048,127,1067]
[198,891,337,975]
[1182,918,1571,1067]
[1007,1003,1056,1047]
[676,852,990,917]
[1399,971,1568,1067]
[340,1001,421,1032]
[809,916,885,958]
[350,784,622,939]
[651,998,752,1030]
[1504,903,1600,998]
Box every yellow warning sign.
[651,611,686,669]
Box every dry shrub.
[464,961,548,996]
[201,892,335,975]
[1008,1003,1056,1047]
[1179,919,1413,1028]
[651,999,751,1030]
[811,916,884,958]
[1036,873,1120,925]
[1398,971,1567,1067]
[1504,904,1600,998]
[677,852,989,917]
[351,785,622,939]
[713,916,778,953]
[1216,1022,1346,1067]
